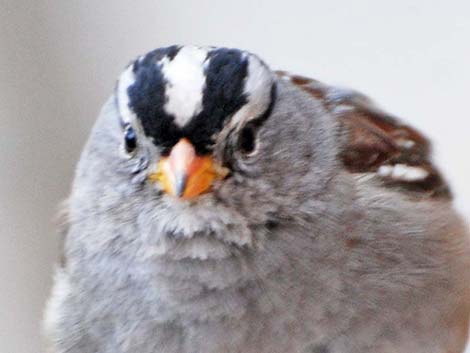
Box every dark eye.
[124,125,137,153]
[238,125,257,155]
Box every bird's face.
[116,46,276,200]
[83,46,339,248]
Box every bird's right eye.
[124,125,137,154]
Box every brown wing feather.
[276,71,451,199]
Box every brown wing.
[276,71,451,199]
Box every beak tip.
[174,174,188,198]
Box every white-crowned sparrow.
[44,45,470,353]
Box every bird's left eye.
[238,125,257,155]
[124,125,137,154]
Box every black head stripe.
[124,46,273,155]
[127,46,183,152]
[182,48,249,154]
[132,45,181,72]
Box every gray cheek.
[115,139,162,186]
[129,156,150,184]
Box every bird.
[44,45,470,353]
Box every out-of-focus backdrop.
[1,1,469,352]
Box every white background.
[1,1,469,352]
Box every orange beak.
[149,138,229,199]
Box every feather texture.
[277,71,451,198]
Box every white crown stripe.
[161,46,208,127]
[116,46,275,141]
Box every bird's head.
[76,46,339,251]
[116,45,276,200]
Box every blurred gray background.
[1,1,469,352]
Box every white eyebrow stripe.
[161,46,209,127]
[229,55,274,129]
[116,64,137,125]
